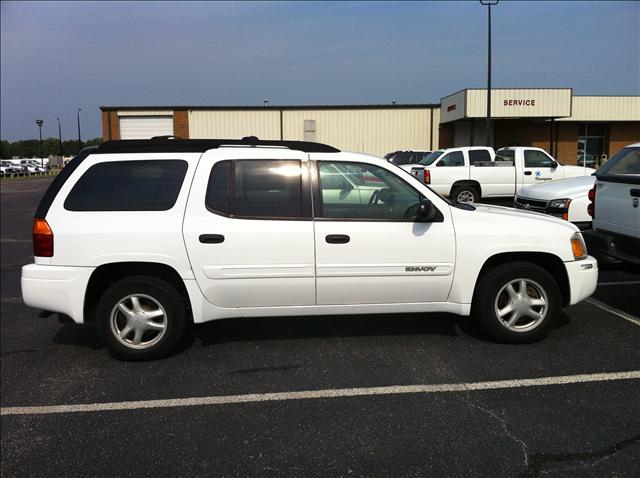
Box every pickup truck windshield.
[419,151,444,166]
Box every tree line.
[0,137,103,159]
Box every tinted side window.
[206,160,305,218]
[524,150,556,168]
[439,151,465,167]
[205,161,231,214]
[234,160,303,218]
[495,149,515,165]
[390,152,412,164]
[65,160,187,211]
[469,150,492,165]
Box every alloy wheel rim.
[457,191,475,203]
[494,278,548,332]
[110,294,167,349]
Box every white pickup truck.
[400,146,595,203]
[584,143,640,266]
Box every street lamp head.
[479,0,499,5]
[36,119,44,127]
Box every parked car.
[386,150,431,166]
[584,143,640,266]
[19,160,49,173]
[401,146,595,203]
[514,175,596,230]
[1,160,23,175]
[22,137,597,360]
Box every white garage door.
[119,116,174,140]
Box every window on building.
[524,150,556,168]
[318,161,420,220]
[577,123,607,167]
[468,150,492,165]
[205,160,305,218]
[65,160,188,211]
[437,151,465,167]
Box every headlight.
[570,233,587,260]
[548,198,571,209]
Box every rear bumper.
[564,256,598,305]
[583,229,640,266]
[21,264,95,324]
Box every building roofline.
[100,103,441,112]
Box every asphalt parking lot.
[1,177,639,477]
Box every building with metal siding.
[101,88,639,164]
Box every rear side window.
[64,160,188,211]
[469,150,492,164]
[206,159,306,219]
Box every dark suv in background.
[385,150,431,166]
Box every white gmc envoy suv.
[22,137,598,360]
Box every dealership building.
[101,88,639,164]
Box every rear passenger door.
[183,148,316,308]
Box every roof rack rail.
[95,137,340,154]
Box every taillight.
[33,218,53,257]
[587,186,596,218]
[423,169,431,184]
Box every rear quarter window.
[64,160,188,211]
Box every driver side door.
[312,160,456,305]
[522,149,563,186]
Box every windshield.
[596,147,640,176]
[419,150,444,166]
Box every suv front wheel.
[96,276,187,361]
[472,262,561,343]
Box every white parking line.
[2,371,639,417]
[586,298,640,326]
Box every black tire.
[95,276,186,361]
[450,184,479,204]
[472,262,561,343]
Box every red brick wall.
[101,110,121,141]
[173,110,189,139]
[609,122,640,158]
[101,111,110,141]
[555,123,578,165]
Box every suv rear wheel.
[472,262,561,343]
[96,276,186,361]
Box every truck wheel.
[95,276,186,361]
[451,185,479,204]
[472,262,561,343]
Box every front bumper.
[564,256,598,305]
[21,264,95,324]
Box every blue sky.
[1,1,638,141]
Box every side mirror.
[416,198,437,222]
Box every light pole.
[57,117,63,158]
[76,108,82,153]
[480,0,498,147]
[35,119,44,167]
